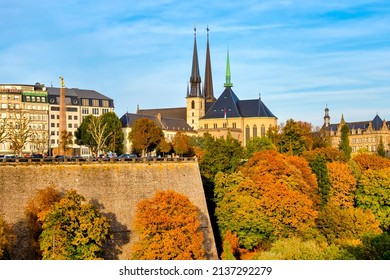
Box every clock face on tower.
[72,99,78,105]
[49,98,56,104]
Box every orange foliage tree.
[24,185,62,259]
[326,162,357,207]
[132,190,205,260]
[353,153,390,171]
[240,150,319,208]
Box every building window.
[102,100,109,107]
[68,124,72,129]
[261,125,266,137]
[82,108,89,114]
[223,123,227,128]
[213,123,217,129]
[82,99,89,106]
[92,108,99,115]
[92,100,99,107]
[68,115,72,120]
[205,124,208,129]
[246,125,250,143]
[253,125,257,138]
[51,123,55,127]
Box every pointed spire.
[189,26,202,97]
[204,26,215,102]
[224,49,233,87]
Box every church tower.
[186,27,205,130]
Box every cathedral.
[122,28,278,147]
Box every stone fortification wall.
[0,162,217,259]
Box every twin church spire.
[188,27,217,102]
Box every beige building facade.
[323,106,390,155]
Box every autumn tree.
[245,136,276,159]
[302,147,347,163]
[355,168,390,230]
[353,153,390,171]
[0,214,15,260]
[132,190,205,260]
[58,130,72,155]
[326,161,356,207]
[278,119,313,156]
[239,151,319,238]
[221,230,240,260]
[172,131,190,156]
[338,124,352,160]
[157,137,172,156]
[24,186,62,259]
[317,204,381,245]
[7,112,34,156]
[0,119,9,144]
[128,118,163,157]
[39,190,111,260]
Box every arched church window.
[191,100,195,109]
[246,125,250,143]
[261,125,266,137]
[253,125,257,138]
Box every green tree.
[128,118,164,157]
[309,154,331,208]
[39,190,111,260]
[214,173,274,250]
[245,136,276,159]
[0,214,15,259]
[338,124,352,160]
[355,168,390,230]
[132,190,205,260]
[278,119,313,156]
[377,136,386,157]
[75,115,96,153]
[200,133,244,183]
[101,112,124,155]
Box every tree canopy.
[132,190,205,260]
[39,190,111,260]
[128,118,163,157]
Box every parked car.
[55,155,71,161]
[30,154,44,159]
[118,153,137,159]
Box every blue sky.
[1,0,389,127]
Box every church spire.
[203,26,215,102]
[224,49,233,87]
[188,27,202,97]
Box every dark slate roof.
[238,99,276,118]
[202,87,276,119]
[324,115,389,132]
[372,114,383,130]
[120,112,194,132]
[136,107,186,120]
[47,87,113,100]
